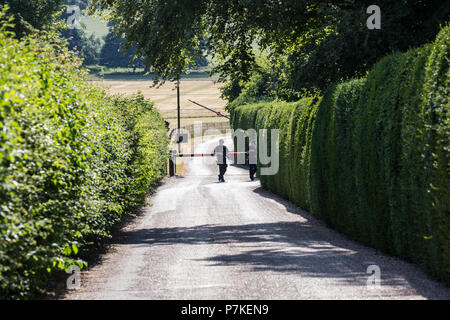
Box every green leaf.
[72,244,79,255]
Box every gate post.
[169,149,176,176]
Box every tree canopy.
[88,0,449,92]
[62,24,102,65]
[100,22,143,68]
[0,0,65,37]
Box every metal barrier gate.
[169,151,248,176]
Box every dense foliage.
[99,23,143,69]
[0,12,169,298]
[230,25,449,285]
[221,54,274,103]
[88,0,449,92]
[0,0,65,37]
[62,25,102,66]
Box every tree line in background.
[0,0,208,70]
[61,0,210,70]
[60,0,148,69]
[3,0,447,82]
[87,0,449,96]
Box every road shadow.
[252,186,303,216]
[230,163,248,170]
[109,220,450,299]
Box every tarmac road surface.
[63,136,450,300]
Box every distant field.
[95,77,229,129]
[88,69,215,81]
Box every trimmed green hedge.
[0,15,168,299]
[230,25,449,285]
[230,97,319,209]
[231,98,320,211]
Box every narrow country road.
[63,136,450,300]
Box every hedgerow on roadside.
[0,8,169,299]
[230,24,449,285]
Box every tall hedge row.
[230,97,319,209]
[0,16,169,299]
[231,98,320,211]
[230,25,449,285]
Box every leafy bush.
[0,11,169,299]
[230,25,449,285]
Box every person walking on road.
[248,140,257,181]
[213,139,229,182]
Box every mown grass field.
[94,75,229,129]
